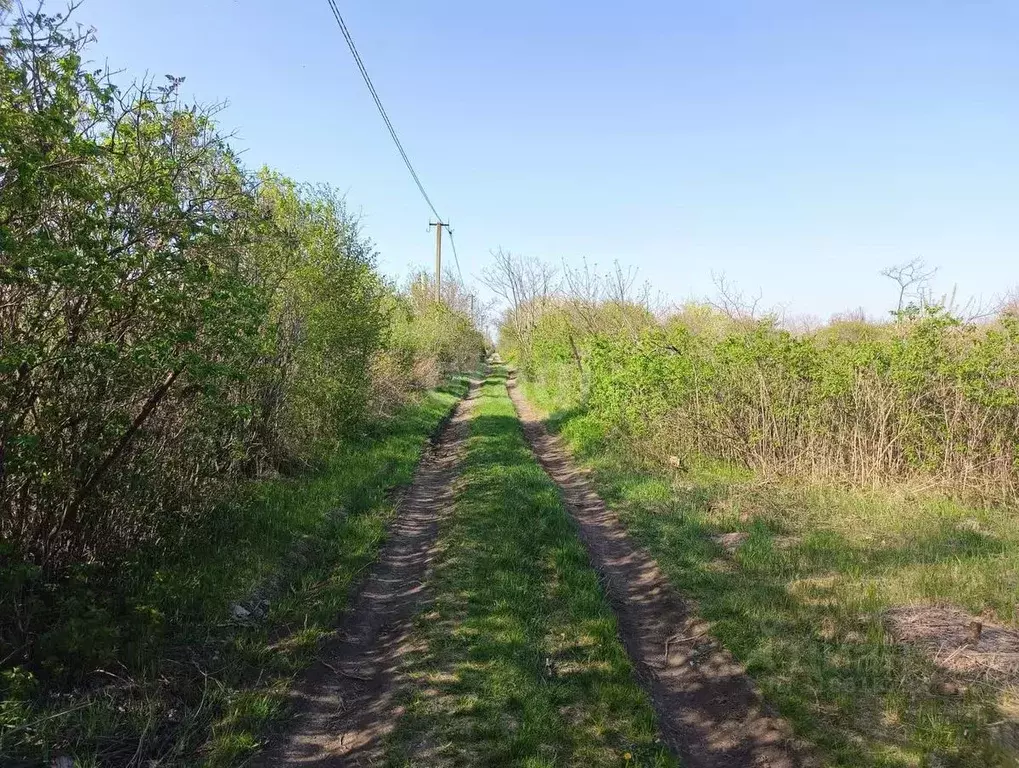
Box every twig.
[0,643,28,667]
[664,630,707,666]
[939,642,971,667]
[94,667,137,688]
[320,658,371,681]
[127,719,150,768]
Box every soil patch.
[254,383,478,766]
[713,531,749,553]
[885,604,1019,684]
[508,376,816,768]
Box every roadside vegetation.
[1,5,482,764]
[491,250,1019,766]
[386,370,675,767]
[2,379,468,766]
[5,1,1018,766]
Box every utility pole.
[428,220,447,302]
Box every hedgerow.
[504,277,1019,503]
[0,5,482,663]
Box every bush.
[0,5,483,662]
[506,288,1019,503]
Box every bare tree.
[606,262,639,304]
[481,249,560,346]
[830,306,871,325]
[781,313,823,335]
[998,286,1019,318]
[881,257,938,316]
[401,267,493,338]
[709,272,765,321]
[562,258,604,334]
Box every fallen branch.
[320,658,372,681]
[664,630,707,666]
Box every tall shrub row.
[508,292,1019,502]
[0,8,482,576]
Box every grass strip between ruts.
[386,369,676,767]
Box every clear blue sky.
[79,0,1018,320]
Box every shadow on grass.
[540,405,1010,768]
[0,381,468,767]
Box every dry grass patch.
[886,605,1019,683]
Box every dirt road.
[260,373,815,767]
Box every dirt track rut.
[507,375,816,768]
[256,384,477,767]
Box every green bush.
[0,6,483,665]
[507,294,1019,502]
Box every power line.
[447,228,465,284]
[324,0,442,221]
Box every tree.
[481,248,559,355]
[0,6,399,570]
[881,257,938,317]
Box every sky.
[73,0,1019,321]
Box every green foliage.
[0,0,482,713]
[510,279,1019,762]
[238,170,390,467]
[390,270,486,381]
[530,384,1019,766]
[510,298,1019,501]
[0,381,467,765]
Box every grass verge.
[524,380,1019,768]
[385,369,675,767]
[0,379,468,767]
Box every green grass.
[525,381,1019,768]
[385,370,675,768]
[0,379,468,767]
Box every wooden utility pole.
[428,220,447,302]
